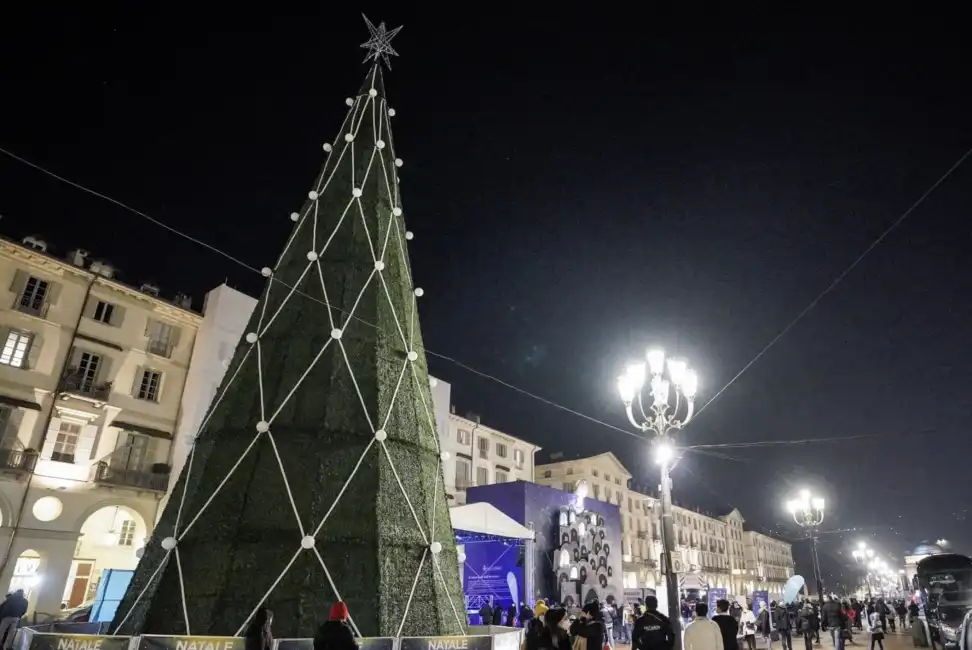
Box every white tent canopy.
[450,502,534,540]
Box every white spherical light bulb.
[323,143,332,153]
[393,207,403,217]
[345,133,355,142]
[376,140,385,149]
[300,535,316,550]
[440,451,450,462]
[405,231,414,240]
[369,88,378,97]
[407,350,419,362]
[345,98,354,107]
[388,108,396,117]
[352,188,363,197]
[414,288,424,297]
[374,260,385,271]
[290,211,300,222]
[245,332,258,344]
[429,377,438,387]
[261,267,272,277]
[457,551,466,563]
[430,541,442,554]
[161,537,177,551]
[256,420,270,433]
[375,429,387,442]
[308,190,319,200]
[331,328,343,340]
[307,251,319,261]
[395,158,403,167]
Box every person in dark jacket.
[796,605,817,650]
[480,603,494,625]
[579,602,607,650]
[525,617,545,650]
[0,589,28,650]
[519,602,536,627]
[821,596,845,650]
[244,607,274,650]
[757,605,772,650]
[773,602,792,650]
[539,608,571,650]
[509,603,519,628]
[633,596,676,650]
[494,603,505,626]
[314,601,358,650]
[712,599,740,650]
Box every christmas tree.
[112,17,466,639]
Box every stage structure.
[111,16,465,638]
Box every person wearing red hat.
[314,601,358,650]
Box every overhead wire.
[691,144,972,423]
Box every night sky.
[3,8,971,592]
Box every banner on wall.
[26,633,133,650]
[400,636,493,650]
[138,636,244,650]
[706,588,727,619]
[751,590,769,618]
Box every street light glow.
[812,497,825,510]
[858,542,867,550]
[626,363,647,389]
[682,370,698,399]
[646,348,666,375]
[667,358,687,385]
[654,440,675,465]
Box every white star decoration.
[361,14,402,69]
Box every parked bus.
[913,553,972,649]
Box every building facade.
[428,377,539,505]
[0,236,206,617]
[535,453,794,599]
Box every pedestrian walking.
[712,599,740,650]
[314,601,358,650]
[509,602,518,628]
[757,603,773,650]
[684,603,724,650]
[480,602,494,625]
[774,601,793,650]
[820,596,845,650]
[796,604,815,650]
[867,611,884,650]
[739,605,758,650]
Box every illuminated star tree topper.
[361,14,402,69]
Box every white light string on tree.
[113,26,466,636]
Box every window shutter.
[110,303,126,327]
[40,419,58,459]
[67,347,82,374]
[46,281,62,306]
[26,332,42,370]
[97,355,113,386]
[132,365,144,397]
[169,325,182,351]
[144,318,155,338]
[2,409,25,449]
[8,270,27,296]
[83,296,98,320]
[75,424,96,462]
[155,371,165,401]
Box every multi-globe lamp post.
[852,543,876,598]
[786,490,825,598]
[618,348,697,650]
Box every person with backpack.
[774,601,793,650]
[796,604,817,650]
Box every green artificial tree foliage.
[112,51,465,639]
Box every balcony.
[59,369,112,400]
[15,295,49,319]
[0,448,38,475]
[147,339,173,358]
[94,461,168,492]
[477,447,489,460]
[637,531,650,540]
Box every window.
[455,459,471,489]
[77,352,101,392]
[457,429,470,445]
[562,482,573,492]
[111,431,157,472]
[476,466,488,486]
[566,467,573,475]
[628,497,633,512]
[496,442,508,458]
[605,474,611,481]
[52,421,82,463]
[513,448,524,468]
[477,436,489,458]
[592,469,599,477]
[495,470,508,483]
[593,484,600,500]
[146,320,176,357]
[615,478,621,485]
[137,369,162,401]
[92,301,115,324]
[543,470,552,478]
[118,519,137,547]
[0,331,32,368]
[17,276,49,317]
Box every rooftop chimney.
[174,292,192,310]
[89,260,116,279]
[67,249,89,267]
[140,283,160,297]
[21,235,48,253]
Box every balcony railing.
[147,339,173,358]
[94,461,168,492]
[59,369,111,400]
[0,448,37,473]
[15,295,49,319]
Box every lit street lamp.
[852,543,875,598]
[786,490,825,597]
[618,348,697,650]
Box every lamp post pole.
[786,490,825,598]
[618,348,698,650]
